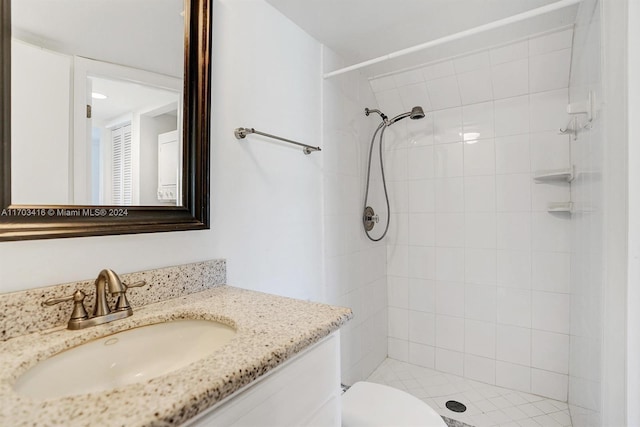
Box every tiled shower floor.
[366,359,572,427]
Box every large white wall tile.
[497,212,532,250]
[532,291,570,334]
[436,213,465,247]
[531,182,570,212]
[492,59,529,99]
[387,148,408,181]
[495,134,531,174]
[496,360,531,392]
[408,145,435,179]
[434,142,463,177]
[532,329,569,374]
[435,348,464,376]
[497,250,532,289]
[407,116,435,147]
[458,68,493,105]
[497,324,531,365]
[465,248,497,285]
[408,246,436,280]
[465,354,496,384]
[531,212,570,252]
[465,213,497,249]
[433,108,463,144]
[530,132,571,171]
[464,139,496,176]
[436,281,465,317]
[436,247,465,282]
[463,102,495,141]
[388,276,409,308]
[436,314,465,351]
[531,369,568,401]
[464,176,496,212]
[388,307,409,339]
[409,278,436,313]
[494,95,530,137]
[422,60,456,80]
[370,75,396,93]
[427,76,461,110]
[466,319,497,358]
[532,251,570,293]
[497,287,532,328]
[398,82,432,112]
[409,180,435,213]
[496,173,532,212]
[529,49,571,93]
[409,343,435,368]
[409,213,436,247]
[387,244,409,277]
[454,52,491,73]
[465,284,497,322]
[409,310,436,345]
[490,40,528,65]
[530,89,568,132]
[375,88,404,113]
[388,337,409,361]
[529,29,573,56]
[435,177,464,212]
[393,69,424,87]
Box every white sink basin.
[14,319,236,400]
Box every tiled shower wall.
[323,47,388,385]
[370,29,574,401]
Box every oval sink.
[14,319,236,400]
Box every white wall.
[374,28,574,401]
[11,40,71,205]
[626,0,640,424]
[0,0,323,302]
[599,0,630,426]
[567,1,603,425]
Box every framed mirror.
[0,0,211,241]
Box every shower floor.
[366,359,572,427]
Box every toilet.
[342,382,448,427]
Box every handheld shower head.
[410,106,425,120]
[389,106,426,124]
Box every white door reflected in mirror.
[10,0,184,207]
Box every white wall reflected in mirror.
[10,0,184,207]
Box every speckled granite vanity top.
[0,261,352,426]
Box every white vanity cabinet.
[184,332,341,427]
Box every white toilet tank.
[342,382,448,427]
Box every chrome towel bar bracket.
[234,127,321,155]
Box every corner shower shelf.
[547,201,573,213]
[533,167,574,183]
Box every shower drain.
[445,400,467,413]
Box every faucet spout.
[93,269,125,317]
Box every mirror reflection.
[10,0,184,206]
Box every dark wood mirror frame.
[0,0,211,241]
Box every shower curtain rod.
[323,0,582,79]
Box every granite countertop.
[0,285,352,426]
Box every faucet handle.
[43,290,89,322]
[114,280,147,312]
[124,280,146,289]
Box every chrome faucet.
[43,269,146,330]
